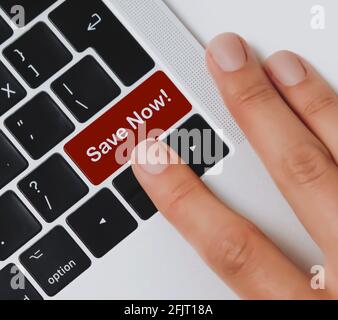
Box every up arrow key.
[190,145,197,152]
[99,218,107,225]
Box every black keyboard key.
[20,226,91,297]
[67,189,138,258]
[0,61,26,117]
[0,191,41,261]
[0,14,12,44]
[4,22,72,88]
[49,0,155,86]
[0,264,43,300]
[5,92,74,160]
[0,0,57,25]
[166,115,230,177]
[18,154,89,223]
[0,131,27,190]
[113,167,157,220]
[52,55,121,123]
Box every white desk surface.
[164,0,338,90]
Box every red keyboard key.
[65,72,192,185]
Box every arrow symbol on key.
[87,13,102,31]
[99,218,107,225]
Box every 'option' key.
[20,226,91,297]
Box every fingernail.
[266,51,307,87]
[131,139,170,175]
[208,33,247,72]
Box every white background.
[165,0,338,90]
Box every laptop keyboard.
[18,154,89,223]
[0,191,41,261]
[4,22,72,88]
[113,115,230,221]
[0,0,229,298]
[0,131,27,189]
[20,226,91,297]
[0,0,58,25]
[0,264,43,300]
[0,61,26,116]
[5,92,75,159]
[113,167,158,221]
[166,114,230,177]
[51,55,121,123]
[0,14,11,44]
[67,189,138,259]
[49,0,155,86]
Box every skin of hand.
[131,33,338,300]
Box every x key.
[0,62,26,117]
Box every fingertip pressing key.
[131,139,172,176]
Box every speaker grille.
[110,0,245,144]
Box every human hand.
[131,33,338,299]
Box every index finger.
[131,139,317,299]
